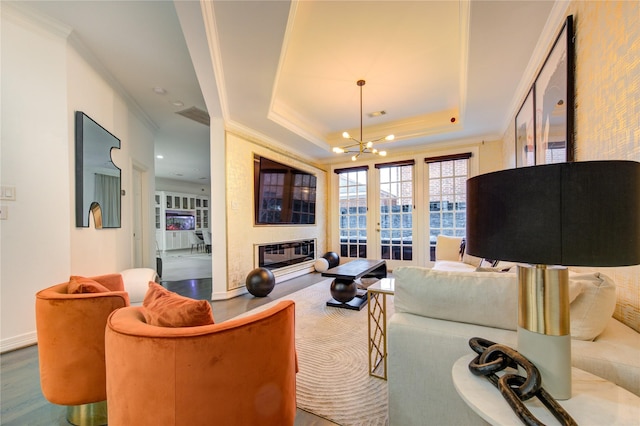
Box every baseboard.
[214,268,316,300]
[1,331,37,353]
[212,286,248,301]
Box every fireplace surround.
[255,239,316,277]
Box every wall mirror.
[75,111,121,228]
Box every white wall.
[0,4,156,352]
[210,118,227,299]
[1,4,72,352]
[156,177,211,197]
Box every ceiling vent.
[176,107,210,127]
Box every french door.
[336,161,415,269]
[337,167,368,259]
[374,161,415,269]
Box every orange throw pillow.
[142,282,214,327]
[68,276,111,294]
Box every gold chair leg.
[66,400,107,426]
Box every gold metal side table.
[367,278,395,380]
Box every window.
[336,166,368,259]
[426,153,471,261]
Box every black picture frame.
[515,15,574,166]
[515,88,535,167]
[535,15,574,165]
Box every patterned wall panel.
[225,131,327,291]
[570,1,640,332]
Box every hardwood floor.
[1,261,338,425]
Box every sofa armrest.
[388,312,516,426]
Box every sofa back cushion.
[568,272,617,340]
[435,235,463,262]
[393,267,618,341]
[393,267,518,331]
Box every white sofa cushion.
[572,318,640,396]
[394,267,518,331]
[568,272,617,340]
[432,260,477,272]
[435,235,463,261]
[461,251,483,268]
[394,266,619,341]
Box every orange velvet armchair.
[105,300,297,426]
[35,274,129,425]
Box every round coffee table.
[452,354,640,425]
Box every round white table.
[452,354,640,425]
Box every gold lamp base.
[66,401,107,426]
[517,264,572,400]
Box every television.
[166,212,195,230]
[254,154,317,225]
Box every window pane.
[428,157,469,261]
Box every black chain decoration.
[467,337,578,426]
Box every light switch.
[0,186,15,200]
[0,204,8,220]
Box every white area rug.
[244,279,394,425]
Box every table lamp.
[466,160,640,400]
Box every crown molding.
[225,119,326,171]
[2,1,72,39]
[66,32,158,133]
[457,0,471,128]
[3,2,158,133]
[501,1,571,137]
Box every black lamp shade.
[466,161,640,266]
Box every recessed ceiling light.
[172,101,184,107]
[153,86,167,95]
[156,155,164,159]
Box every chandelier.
[332,80,394,161]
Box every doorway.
[132,165,146,267]
[335,160,416,269]
[374,161,415,270]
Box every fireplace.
[256,239,316,275]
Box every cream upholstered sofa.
[387,236,640,425]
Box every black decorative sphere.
[245,267,275,297]
[322,252,340,269]
[330,279,356,303]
